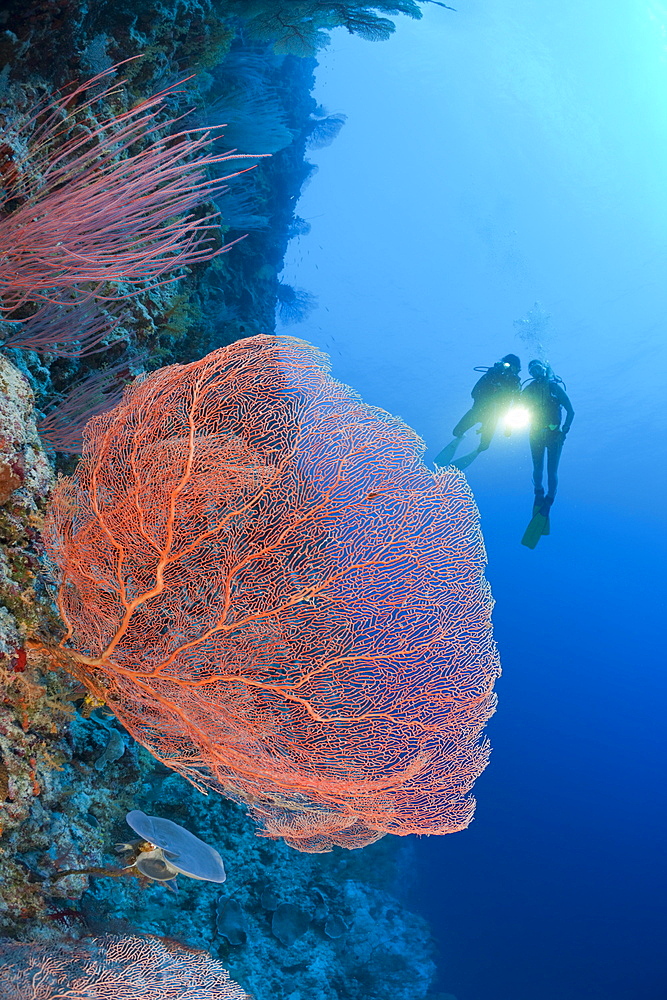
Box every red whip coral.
[43,335,499,851]
[1,294,125,357]
[0,934,251,999]
[37,359,132,455]
[0,59,251,315]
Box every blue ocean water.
[279,2,667,998]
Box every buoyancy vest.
[471,364,521,404]
[522,379,566,430]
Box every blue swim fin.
[522,498,553,548]
[521,512,549,548]
[434,438,462,466]
[452,450,479,471]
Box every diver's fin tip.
[521,512,549,548]
[434,438,462,467]
[452,451,479,471]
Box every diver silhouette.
[520,359,574,548]
[435,354,522,469]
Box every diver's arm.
[559,388,574,434]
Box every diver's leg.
[545,430,564,499]
[437,406,479,466]
[452,406,478,437]
[450,406,485,469]
[454,407,498,469]
[452,405,480,439]
[530,432,545,496]
[477,409,499,452]
[522,434,553,546]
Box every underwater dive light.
[503,405,531,431]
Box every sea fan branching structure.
[42,335,500,852]
[0,935,251,999]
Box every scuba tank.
[546,364,567,390]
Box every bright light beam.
[503,405,531,431]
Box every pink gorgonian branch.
[1,293,126,357]
[0,58,262,314]
[37,358,135,454]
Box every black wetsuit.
[453,365,521,451]
[521,377,574,499]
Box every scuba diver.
[435,354,522,469]
[520,359,574,548]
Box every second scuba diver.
[520,359,574,548]
[435,354,522,469]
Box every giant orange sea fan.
[43,335,500,851]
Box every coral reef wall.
[1,1,320,422]
[0,4,444,998]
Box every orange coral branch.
[43,335,500,851]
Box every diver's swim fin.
[531,502,550,534]
[434,438,462,467]
[521,512,549,548]
[452,450,479,471]
[522,498,553,548]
